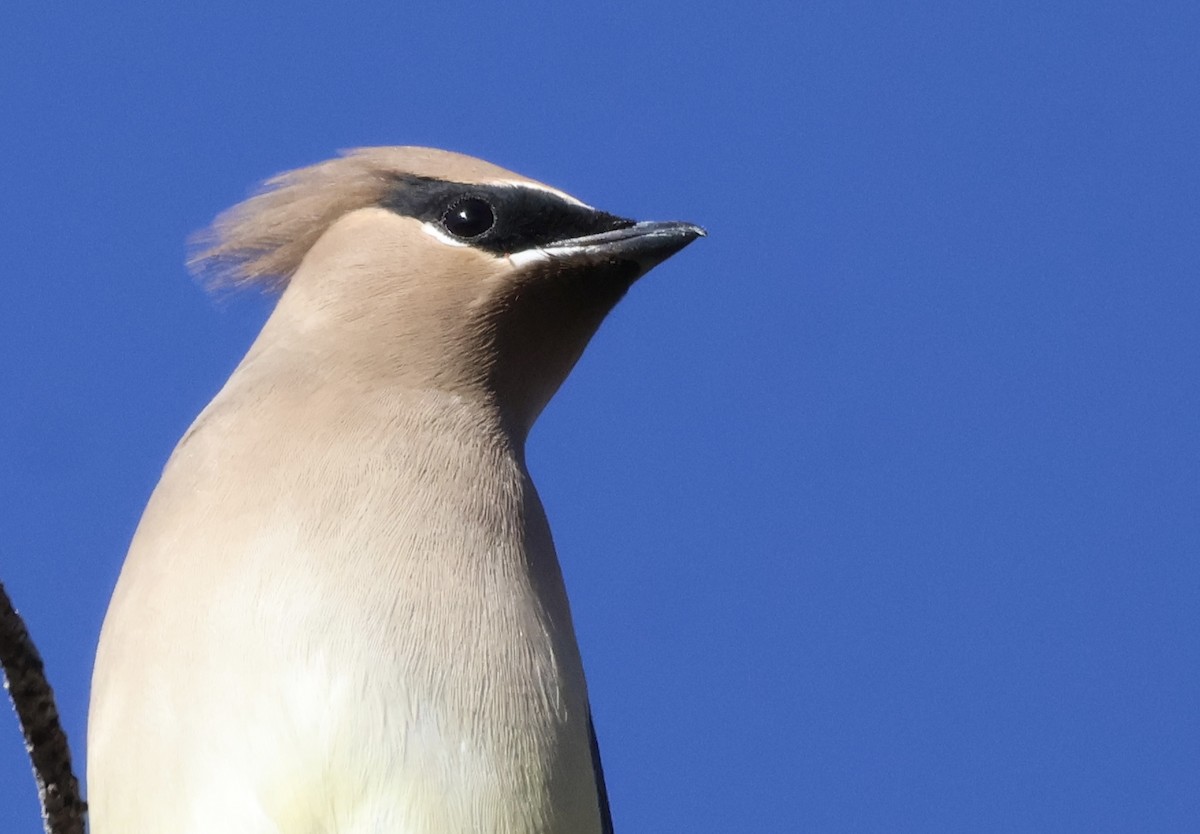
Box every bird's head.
[190,147,703,437]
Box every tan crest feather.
[187,146,533,291]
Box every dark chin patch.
[379,174,635,257]
[486,256,638,429]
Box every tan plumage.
[88,147,701,833]
[189,148,567,290]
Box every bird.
[87,146,703,833]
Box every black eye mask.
[380,174,634,256]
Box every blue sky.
[2,2,1198,830]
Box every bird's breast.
[89,395,601,833]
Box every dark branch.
[0,580,88,834]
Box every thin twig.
[0,580,88,834]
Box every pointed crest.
[188,147,531,290]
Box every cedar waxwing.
[87,147,703,833]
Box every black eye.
[441,197,495,239]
